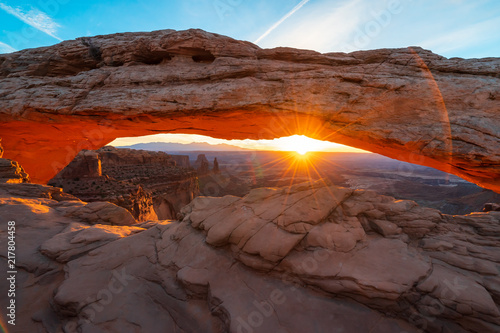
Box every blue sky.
[1,0,500,58]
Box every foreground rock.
[484,203,500,212]
[1,179,499,332]
[0,158,30,183]
[0,29,499,192]
[49,146,199,221]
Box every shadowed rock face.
[0,29,499,192]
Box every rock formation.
[98,145,175,166]
[0,158,30,183]
[55,150,102,179]
[484,203,500,212]
[49,146,199,221]
[170,154,190,168]
[213,157,220,174]
[1,175,499,332]
[194,153,210,175]
[0,29,498,192]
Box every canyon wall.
[0,29,498,192]
[49,146,199,221]
[170,154,190,168]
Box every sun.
[276,135,330,155]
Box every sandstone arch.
[0,29,499,192]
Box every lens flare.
[273,135,338,155]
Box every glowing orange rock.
[0,29,498,192]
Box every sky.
[1,0,499,152]
[110,134,369,153]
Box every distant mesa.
[170,154,191,168]
[49,146,199,221]
[116,141,253,152]
[194,154,210,175]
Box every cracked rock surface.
[1,179,499,332]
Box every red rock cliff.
[0,29,498,192]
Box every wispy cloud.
[0,2,62,41]
[419,16,500,57]
[255,0,369,52]
[251,0,500,58]
[254,0,311,44]
[0,41,17,53]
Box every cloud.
[418,16,500,57]
[255,0,379,52]
[0,2,62,41]
[251,0,500,58]
[0,41,16,53]
[254,0,311,44]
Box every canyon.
[49,146,200,221]
[172,150,500,215]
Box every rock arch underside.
[1,29,500,333]
[0,29,499,192]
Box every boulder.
[484,203,500,212]
[57,201,136,226]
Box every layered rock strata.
[0,29,498,192]
[194,153,210,175]
[49,146,199,221]
[0,158,30,183]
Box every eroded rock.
[49,146,199,221]
[0,29,498,192]
[0,158,30,183]
[194,154,210,175]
